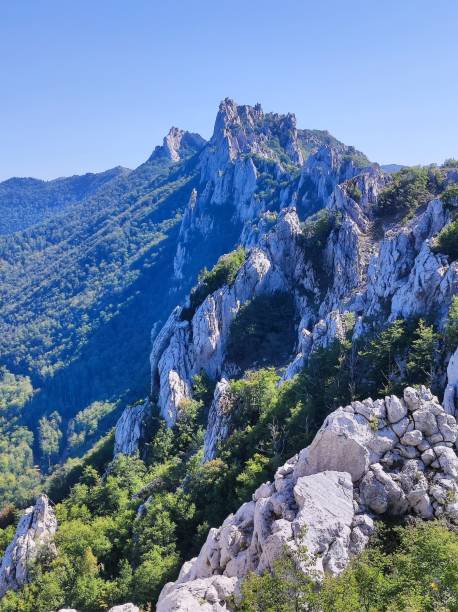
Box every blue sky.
[1,0,457,181]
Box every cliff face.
[0,495,57,597]
[100,100,458,610]
[157,386,458,611]
[134,168,457,441]
[114,98,369,447]
[170,98,363,287]
[113,104,458,460]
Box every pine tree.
[407,319,438,387]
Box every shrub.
[320,521,458,611]
[441,184,458,205]
[300,210,341,290]
[239,544,315,611]
[443,158,458,168]
[445,297,458,350]
[227,292,296,369]
[433,219,458,260]
[235,453,270,502]
[346,180,362,203]
[376,166,439,220]
[239,521,458,611]
[182,247,246,319]
[406,319,438,387]
[301,209,340,252]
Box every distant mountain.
[0,166,130,235]
[381,163,406,173]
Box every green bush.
[376,166,440,220]
[406,319,438,388]
[445,297,458,350]
[441,184,458,207]
[346,180,362,203]
[301,209,340,252]
[443,158,458,168]
[238,521,458,611]
[433,219,458,260]
[300,210,341,290]
[182,247,246,319]
[227,292,296,369]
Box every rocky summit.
[1,98,458,611]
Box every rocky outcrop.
[107,605,140,612]
[171,98,364,286]
[151,208,305,426]
[157,387,458,610]
[0,495,57,597]
[114,399,150,456]
[150,166,458,430]
[297,144,367,215]
[149,127,205,163]
[444,347,458,414]
[57,604,139,612]
[113,100,457,453]
[203,379,232,462]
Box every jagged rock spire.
[0,495,57,597]
[148,127,205,163]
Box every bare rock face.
[151,208,304,427]
[444,347,458,415]
[114,399,150,456]
[0,495,57,597]
[107,604,140,612]
[152,155,458,432]
[157,575,237,612]
[149,127,206,163]
[203,379,232,462]
[156,387,458,610]
[297,144,364,215]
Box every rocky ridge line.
[120,167,456,445]
[157,385,458,611]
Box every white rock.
[203,379,232,462]
[292,471,355,574]
[157,387,458,608]
[401,430,423,446]
[386,395,407,423]
[0,495,57,597]
[114,400,150,456]
[359,465,407,515]
[444,347,458,415]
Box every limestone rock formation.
[146,166,457,431]
[157,387,458,610]
[114,399,150,456]
[107,604,140,612]
[203,379,232,462]
[57,604,139,612]
[151,207,304,426]
[444,347,458,414]
[0,495,57,597]
[149,127,206,163]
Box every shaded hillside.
[0,166,130,235]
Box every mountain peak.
[149,128,206,163]
[204,98,303,169]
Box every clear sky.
[1,0,457,181]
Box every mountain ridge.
[1,98,458,611]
